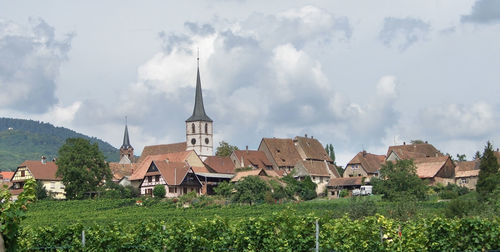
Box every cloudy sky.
[1,0,499,165]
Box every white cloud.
[379,17,430,51]
[462,0,500,24]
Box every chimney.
[403,142,406,145]
[497,148,499,152]
[362,150,367,157]
[52,157,57,162]
[41,156,46,164]
[311,136,314,139]
[425,141,428,144]
[246,145,249,154]
[165,158,169,163]
[305,133,308,138]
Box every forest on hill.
[0,117,119,171]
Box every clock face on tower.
[191,138,196,145]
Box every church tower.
[119,118,134,164]
[186,58,213,160]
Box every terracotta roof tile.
[204,156,235,174]
[137,142,187,163]
[348,152,386,174]
[387,143,443,160]
[294,136,332,161]
[17,161,61,181]
[0,171,14,181]
[456,170,480,178]
[413,156,450,179]
[455,160,479,172]
[233,150,273,169]
[261,138,302,167]
[327,177,363,187]
[153,160,192,186]
[130,151,192,181]
[108,162,137,181]
[296,160,339,177]
[230,169,279,182]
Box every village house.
[293,160,339,194]
[229,148,273,170]
[293,135,333,162]
[326,177,363,198]
[230,168,281,183]
[343,151,386,182]
[10,157,65,199]
[258,138,302,172]
[139,160,202,197]
[108,162,136,187]
[414,156,455,186]
[204,156,235,174]
[0,171,13,189]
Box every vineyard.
[18,212,500,251]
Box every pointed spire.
[121,116,132,149]
[186,55,212,122]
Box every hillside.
[0,117,120,171]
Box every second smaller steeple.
[119,116,134,163]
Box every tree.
[1,179,36,251]
[215,141,239,157]
[456,154,467,162]
[232,176,270,204]
[410,139,425,144]
[325,144,336,164]
[372,160,427,201]
[213,181,234,198]
[153,184,166,198]
[336,165,345,177]
[298,176,317,200]
[476,141,500,199]
[56,138,112,199]
[34,180,48,200]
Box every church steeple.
[186,55,213,160]
[186,55,212,123]
[119,117,134,163]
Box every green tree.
[456,154,467,162]
[153,184,166,198]
[0,179,36,251]
[56,138,112,199]
[410,139,425,144]
[298,176,317,200]
[214,181,234,198]
[34,180,48,200]
[215,141,239,157]
[372,160,427,201]
[336,165,345,177]
[476,141,500,199]
[325,144,336,164]
[232,176,270,204]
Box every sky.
[1,0,500,166]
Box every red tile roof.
[455,160,479,172]
[108,162,137,181]
[413,156,450,179]
[0,171,14,181]
[348,151,386,174]
[137,142,187,163]
[233,150,273,169]
[296,160,340,177]
[261,138,302,167]
[387,143,443,160]
[16,161,61,181]
[327,177,363,187]
[455,170,480,178]
[130,151,193,181]
[293,136,332,161]
[230,169,280,182]
[204,156,235,174]
[152,160,193,186]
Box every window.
[183,188,187,194]
[50,182,55,189]
[192,123,195,133]
[60,184,65,189]
[148,176,152,183]
[21,170,25,177]
[205,123,208,134]
[174,187,177,193]
[169,186,174,193]
[461,178,467,184]
[320,177,323,183]
[155,175,160,182]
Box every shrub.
[153,185,166,198]
[339,189,348,198]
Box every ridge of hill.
[0,117,120,171]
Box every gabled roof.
[109,162,137,181]
[455,160,479,172]
[295,160,340,177]
[233,150,273,169]
[348,151,386,174]
[204,156,235,174]
[0,171,14,181]
[151,160,195,186]
[230,169,280,182]
[16,161,61,181]
[260,138,302,167]
[327,177,363,187]
[293,136,332,161]
[137,142,187,163]
[186,67,212,122]
[387,143,443,160]
[131,151,192,181]
[413,156,450,179]
[456,170,480,178]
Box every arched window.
[192,123,195,133]
[205,123,208,134]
